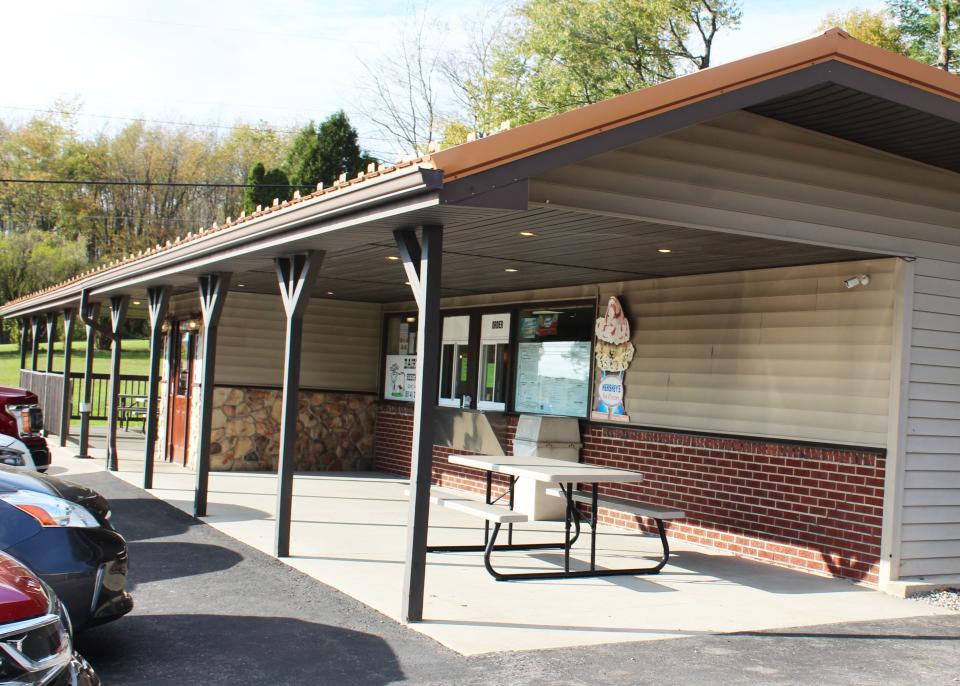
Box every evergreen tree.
[285,111,376,190]
[242,161,292,214]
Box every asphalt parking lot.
[72,471,960,686]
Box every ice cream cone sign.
[592,296,635,422]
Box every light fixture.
[657,248,672,254]
[405,316,416,323]
[132,300,141,305]
[504,268,518,273]
[326,291,335,296]
[237,283,246,288]
[842,274,870,289]
[186,318,200,331]
[519,231,536,237]
[386,256,401,261]
[404,281,411,286]
[160,320,171,333]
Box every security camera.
[842,274,870,289]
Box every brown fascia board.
[432,28,960,183]
[0,165,441,319]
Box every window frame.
[380,298,597,416]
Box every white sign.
[384,355,417,401]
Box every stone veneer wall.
[373,403,886,585]
[211,386,378,471]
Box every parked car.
[0,386,50,472]
[0,466,132,631]
[0,550,99,685]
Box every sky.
[1,0,886,160]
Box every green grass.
[0,339,151,388]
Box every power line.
[0,178,313,189]
[0,105,306,135]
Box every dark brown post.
[44,312,57,373]
[143,286,171,489]
[59,307,76,446]
[394,225,443,623]
[29,316,40,371]
[273,251,322,557]
[194,273,231,517]
[18,318,29,371]
[77,291,100,460]
[105,295,129,471]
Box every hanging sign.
[592,296,635,423]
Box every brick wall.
[373,403,886,585]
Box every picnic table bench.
[418,455,685,581]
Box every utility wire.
[0,178,314,189]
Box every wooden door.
[168,328,194,466]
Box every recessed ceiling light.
[326,291,334,296]
[519,231,536,237]
[505,268,519,273]
[237,283,246,287]
[405,316,416,323]
[386,255,400,261]
[132,300,141,305]
[404,281,411,286]
[657,248,672,254]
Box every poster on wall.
[592,296,635,423]
[515,341,591,416]
[384,355,417,401]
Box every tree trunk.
[938,0,951,71]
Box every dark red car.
[0,386,51,472]
[0,550,99,685]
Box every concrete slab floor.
[48,432,952,657]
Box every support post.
[44,312,57,373]
[77,291,101,459]
[273,251,322,557]
[105,295,129,471]
[59,308,76,447]
[18,318,29,371]
[193,273,231,517]
[143,286,171,489]
[394,225,443,623]
[29,316,40,371]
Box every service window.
[439,315,471,407]
[514,304,593,417]
[384,314,418,401]
[477,313,510,411]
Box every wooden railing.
[18,370,66,434]
[67,373,149,421]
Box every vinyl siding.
[601,259,896,448]
[215,292,381,392]
[529,111,960,581]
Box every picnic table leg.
[563,483,572,574]
[590,486,598,571]
[484,471,492,545]
[508,476,515,545]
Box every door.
[167,327,194,466]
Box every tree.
[242,162,291,214]
[285,111,376,190]
[451,0,742,129]
[356,7,447,155]
[819,8,907,53]
[0,230,88,307]
[887,0,958,71]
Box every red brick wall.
[373,403,886,585]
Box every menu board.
[384,355,417,401]
[514,341,590,416]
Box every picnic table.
[424,454,684,581]
[118,393,148,432]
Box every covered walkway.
[49,432,950,656]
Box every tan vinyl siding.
[530,110,960,581]
[901,258,960,578]
[215,292,381,392]
[601,259,895,448]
